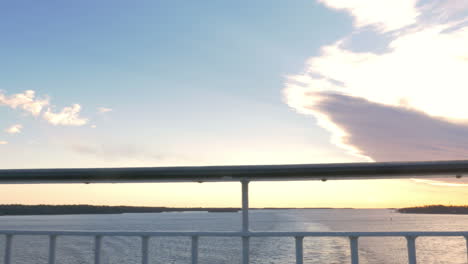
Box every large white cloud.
[285,1,468,163]
[295,24,468,120]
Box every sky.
[1,0,468,208]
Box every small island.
[0,205,240,216]
[398,205,468,214]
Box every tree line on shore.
[398,205,468,214]
[0,204,240,215]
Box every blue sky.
[0,0,356,168]
[2,1,468,207]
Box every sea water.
[0,209,467,264]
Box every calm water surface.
[0,209,467,264]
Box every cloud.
[318,0,468,32]
[318,0,420,32]
[97,107,112,113]
[419,0,468,24]
[0,90,49,116]
[0,90,89,127]
[414,179,468,187]
[289,23,468,121]
[284,1,468,187]
[295,92,468,161]
[285,1,468,156]
[43,104,88,126]
[0,141,7,145]
[69,143,163,161]
[5,124,23,134]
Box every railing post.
[242,236,249,264]
[191,236,199,264]
[4,234,12,264]
[465,236,468,264]
[349,236,359,264]
[295,236,304,264]
[241,180,250,264]
[48,235,57,264]
[242,180,249,233]
[94,235,102,264]
[141,236,149,264]
[406,236,417,264]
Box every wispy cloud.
[318,0,420,32]
[5,124,23,134]
[0,90,49,116]
[414,179,468,187]
[0,90,88,126]
[97,107,112,113]
[69,143,164,161]
[43,104,88,126]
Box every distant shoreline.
[398,205,468,215]
[0,205,356,216]
[0,205,240,216]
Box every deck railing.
[2,160,468,264]
[2,230,468,264]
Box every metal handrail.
[1,160,468,183]
[0,230,468,237]
[1,230,468,237]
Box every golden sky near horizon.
[1,179,467,208]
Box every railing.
[2,160,468,264]
[2,230,468,264]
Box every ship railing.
[1,230,468,264]
[2,160,468,264]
